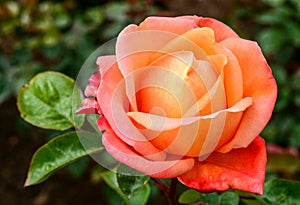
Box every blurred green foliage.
[251,0,300,151]
[0,0,158,103]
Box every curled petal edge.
[76,98,100,114]
[128,97,253,131]
[101,126,195,178]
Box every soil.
[0,98,109,205]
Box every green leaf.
[219,192,239,205]
[128,185,151,205]
[262,179,300,205]
[117,173,150,199]
[25,131,103,186]
[101,171,151,205]
[17,71,84,131]
[240,199,263,205]
[101,171,125,199]
[179,190,239,205]
[234,190,261,205]
[200,192,219,205]
[178,189,201,204]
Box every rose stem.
[168,178,178,205]
[151,178,178,205]
[151,178,169,196]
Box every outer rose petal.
[97,56,167,160]
[177,16,239,42]
[116,16,198,77]
[84,71,101,97]
[101,117,195,178]
[218,39,277,152]
[178,137,266,195]
[76,98,100,114]
[139,16,198,34]
[116,25,175,76]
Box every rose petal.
[128,97,253,157]
[102,124,195,178]
[157,27,214,59]
[135,51,197,117]
[184,70,224,117]
[150,51,195,78]
[125,52,222,119]
[218,38,277,152]
[175,27,217,55]
[84,71,101,97]
[76,98,100,114]
[116,25,179,76]
[97,60,166,160]
[178,137,266,195]
[215,112,244,150]
[139,16,198,34]
[126,64,198,118]
[115,25,184,111]
[178,16,239,42]
[207,54,228,74]
[148,53,220,117]
[96,55,118,76]
[128,71,227,157]
[160,24,243,108]
[128,97,252,131]
[155,27,243,109]
[213,46,244,107]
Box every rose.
[77,16,277,195]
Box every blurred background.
[1,0,300,204]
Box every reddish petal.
[101,123,195,178]
[76,98,100,114]
[198,17,239,42]
[177,16,240,42]
[219,39,277,152]
[178,137,266,195]
[84,71,101,97]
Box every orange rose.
[77,16,277,195]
